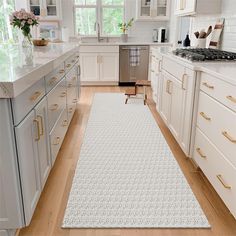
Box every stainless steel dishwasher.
[119,45,149,85]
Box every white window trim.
[74,0,125,37]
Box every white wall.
[61,0,170,42]
[189,0,236,52]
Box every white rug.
[62,93,210,228]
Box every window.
[74,0,124,36]
[0,0,16,43]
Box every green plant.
[118,18,134,34]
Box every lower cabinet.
[159,68,196,156]
[15,97,50,225]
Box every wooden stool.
[125,87,136,104]
[135,80,151,105]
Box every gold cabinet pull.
[158,60,162,72]
[182,73,187,90]
[66,63,71,68]
[53,136,60,145]
[33,119,40,141]
[62,119,68,127]
[37,115,44,136]
[60,91,67,97]
[49,104,59,111]
[222,131,236,143]
[166,80,172,94]
[200,112,211,121]
[68,83,73,87]
[226,95,236,104]
[73,99,78,104]
[48,77,58,85]
[30,91,42,102]
[59,69,65,74]
[68,107,73,113]
[216,175,231,189]
[196,148,207,159]
[202,82,214,89]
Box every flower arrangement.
[10,9,39,46]
[118,18,134,34]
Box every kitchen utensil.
[209,18,225,49]
[194,31,200,39]
[206,26,212,37]
[199,31,207,38]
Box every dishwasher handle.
[121,46,149,51]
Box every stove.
[172,48,236,62]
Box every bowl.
[33,39,49,46]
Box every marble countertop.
[150,46,236,86]
[79,42,172,46]
[0,43,79,98]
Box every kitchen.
[0,0,236,236]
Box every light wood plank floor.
[19,86,236,236]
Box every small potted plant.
[10,9,39,48]
[118,18,134,42]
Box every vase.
[121,33,128,43]
[22,34,33,48]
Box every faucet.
[94,22,102,42]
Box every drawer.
[12,78,45,125]
[47,78,67,131]
[45,63,65,92]
[67,103,77,124]
[150,48,162,60]
[193,128,236,218]
[66,66,78,87]
[200,72,236,112]
[50,108,68,165]
[162,57,185,81]
[197,91,236,167]
[80,45,119,53]
[65,54,79,73]
[67,86,78,106]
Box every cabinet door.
[35,98,51,189]
[175,0,196,15]
[15,110,41,226]
[80,53,99,82]
[168,74,186,142]
[159,72,171,125]
[99,53,119,82]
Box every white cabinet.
[80,46,119,85]
[15,0,62,20]
[175,0,221,16]
[15,97,50,225]
[159,61,196,156]
[80,53,99,82]
[99,53,119,82]
[136,0,170,21]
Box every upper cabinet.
[136,0,170,21]
[175,0,222,16]
[27,0,62,20]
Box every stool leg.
[125,95,129,104]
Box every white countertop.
[0,43,79,98]
[79,42,172,46]
[150,46,236,86]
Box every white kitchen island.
[0,43,80,236]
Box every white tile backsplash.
[190,0,236,52]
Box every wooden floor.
[19,86,236,236]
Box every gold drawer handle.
[68,108,73,113]
[66,64,71,68]
[60,91,67,97]
[226,95,236,103]
[59,69,65,74]
[53,136,60,145]
[48,77,58,85]
[37,115,44,136]
[62,119,68,127]
[49,104,59,111]
[33,119,40,141]
[196,148,207,159]
[73,99,78,104]
[68,83,73,87]
[30,91,42,102]
[200,112,211,121]
[222,131,236,143]
[202,82,214,89]
[217,175,231,189]
[182,74,187,90]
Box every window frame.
[74,0,125,37]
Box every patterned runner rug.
[62,93,210,228]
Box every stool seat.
[136,80,151,87]
[125,88,136,96]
